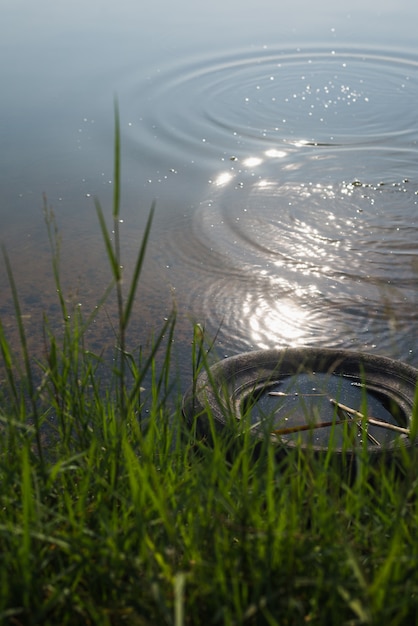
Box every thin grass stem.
[1,245,45,473]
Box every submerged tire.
[182,348,418,458]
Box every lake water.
[1,0,417,388]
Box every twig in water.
[329,398,410,439]
[272,416,347,436]
[331,400,380,446]
[268,392,327,397]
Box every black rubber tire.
[183,348,418,457]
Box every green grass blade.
[0,317,19,408]
[1,245,45,472]
[113,98,121,220]
[122,201,155,330]
[94,198,121,283]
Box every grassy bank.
[1,108,418,626]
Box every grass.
[1,107,418,625]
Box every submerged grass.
[1,109,418,625]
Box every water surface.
[1,0,417,388]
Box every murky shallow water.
[1,1,417,389]
[248,372,401,448]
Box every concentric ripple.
[164,173,417,357]
[132,46,418,172]
[144,46,418,361]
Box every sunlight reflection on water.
[1,7,418,377]
[159,127,417,360]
